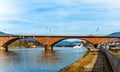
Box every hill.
[109,32,120,36]
[54,41,80,47]
[56,41,80,45]
[0,31,10,35]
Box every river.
[0,47,88,72]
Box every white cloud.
[0,23,18,33]
[77,0,105,4]
[106,0,120,8]
[106,21,120,27]
[0,0,22,15]
[0,0,120,35]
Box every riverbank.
[60,50,98,72]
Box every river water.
[0,47,88,72]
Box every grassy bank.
[109,49,120,58]
[111,52,120,58]
[60,51,96,72]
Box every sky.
[0,0,120,35]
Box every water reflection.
[0,51,20,62]
[0,51,23,72]
[37,50,60,63]
[0,47,88,72]
[0,51,17,56]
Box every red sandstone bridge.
[0,35,119,51]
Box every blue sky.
[0,0,120,35]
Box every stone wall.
[101,49,120,72]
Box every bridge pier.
[0,47,8,52]
[44,45,53,51]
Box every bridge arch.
[2,37,42,51]
[51,38,94,50]
[44,37,117,51]
[81,37,117,46]
[2,38,20,48]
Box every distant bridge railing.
[101,49,120,72]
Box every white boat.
[73,44,83,49]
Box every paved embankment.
[92,52,113,72]
[101,49,120,72]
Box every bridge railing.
[101,48,120,72]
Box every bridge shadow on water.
[0,50,18,57]
[0,50,24,63]
[36,50,61,63]
[92,51,113,72]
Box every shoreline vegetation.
[8,40,42,48]
[60,50,98,72]
[112,52,120,58]
[109,49,120,58]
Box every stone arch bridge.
[0,35,119,51]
